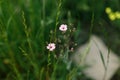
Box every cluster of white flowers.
[47,24,67,51]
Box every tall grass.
[0,0,119,80]
[0,0,76,80]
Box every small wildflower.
[59,24,67,32]
[115,12,120,19]
[109,13,116,21]
[105,7,112,14]
[47,43,56,51]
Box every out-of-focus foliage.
[0,0,120,80]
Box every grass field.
[0,0,120,80]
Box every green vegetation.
[0,0,120,80]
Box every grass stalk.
[54,0,62,42]
[89,12,94,39]
[22,11,39,79]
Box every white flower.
[59,24,67,32]
[46,43,56,51]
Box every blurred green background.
[0,0,120,80]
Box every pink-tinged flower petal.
[59,24,67,32]
[47,46,50,49]
[46,43,56,51]
[49,48,54,51]
[51,43,55,46]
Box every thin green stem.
[54,0,62,42]
[4,31,22,80]
[42,0,45,22]
[47,52,51,67]
[22,11,35,59]
[40,0,46,54]
[89,12,94,40]
[39,67,44,80]
[22,11,39,79]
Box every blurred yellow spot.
[105,7,112,14]
[105,7,120,21]
[109,13,116,21]
[115,12,120,19]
